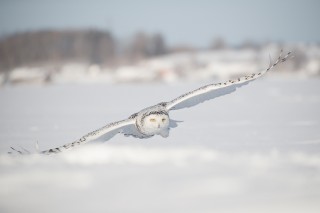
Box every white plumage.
[10,51,292,155]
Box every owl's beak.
[158,124,160,128]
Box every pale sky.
[0,0,319,47]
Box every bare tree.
[210,37,227,50]
[0,29,116,72]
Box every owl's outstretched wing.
[166,51,291,111]
[39,119,136,154]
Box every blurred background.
[0,0,320,85]
[1,1,320,213]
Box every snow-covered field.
[2,47,320,86]
[0,78,320,213]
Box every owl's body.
[131,103,170,138]
[9,51,292,155]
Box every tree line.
[0,29,168,72]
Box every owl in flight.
[10,51,291,155]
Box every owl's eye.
[149,118,156,122]
[162,118,166,122]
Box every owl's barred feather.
[9,50,291,155]
[165,50,291,110]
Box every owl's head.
[142,112,169,133]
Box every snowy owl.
[10,51,291,155]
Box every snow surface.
[0,79,320,213]
[3,46,320,86]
